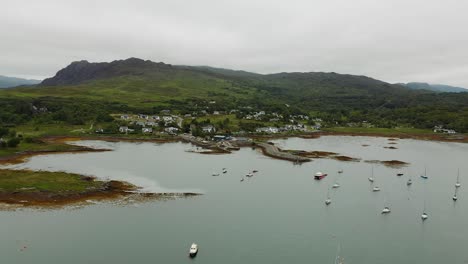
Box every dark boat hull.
[314,174,328,180]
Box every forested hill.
[0,75,41,88]
[399,82,468,93]
[1,58,467,132]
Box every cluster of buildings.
[433,125,457,134]
[255,124,309,134]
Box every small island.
[0,169,199,209]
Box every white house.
[164,127,179,134]
[142,127,153,134]
[202,125,216,133]
[256,127,279,134]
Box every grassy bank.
[322,127,435,135]
[0,169,104,193]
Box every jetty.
[255,142,311,163]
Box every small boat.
[338,169,343,174]
[334,243,344,264]
[240,178,244,182]
[420,168,428,179]
[397,173,404,176]
[189,243,198,258]
[381,206,391,214]
[314,172,328,180]
[406,178,412,186]
[422,199,428,221]
[455,169,461,188]
[368,166,375,182]
[372,186,381,192]
[252,170,258,173]
[453,188,458,201]
[222,168,227,174]
[246,172,254,177]
[332,183,340,189]
[325,188,332,205]
[421,212,428,220]
[212,173,220,176]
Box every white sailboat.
[368,166,375,182]
[325,188,332,205]
[334,243,344,264]
[372,168,381,192]
[421,199,428,221]
[455,169,461,188]
[452,187,458,201]
[382,194,391,214]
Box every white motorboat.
[421,213,428,221]
[381,207,391,214]
[246,172,254,177]
[372,186,381,192]
[368,177,374,182]
[332,183,340,189]
[455,169,461,188]
[189,243,198,258]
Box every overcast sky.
[1,0,468,87]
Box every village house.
[201,124,216,133]
[120,115,130,120]
[142,127,153,134]
[146,121,158,127]
[433,125,456,134]
[162,116,174,122]
[164,127,179,134]
[151,115,160,121]
[138,114,149,120]
[256,127,279,134]
[119,126,135,133]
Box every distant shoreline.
[0,130,465,166]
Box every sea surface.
[1,136,467,264]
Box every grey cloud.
[1,0,468,87]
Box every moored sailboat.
[455,169,461,188]
[325,188,332,205]
[420,167,428,179]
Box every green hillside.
[0,58,467,133]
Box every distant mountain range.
[399,82,467,93]
[0,75,41,88]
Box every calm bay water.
[1,136,467,264]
